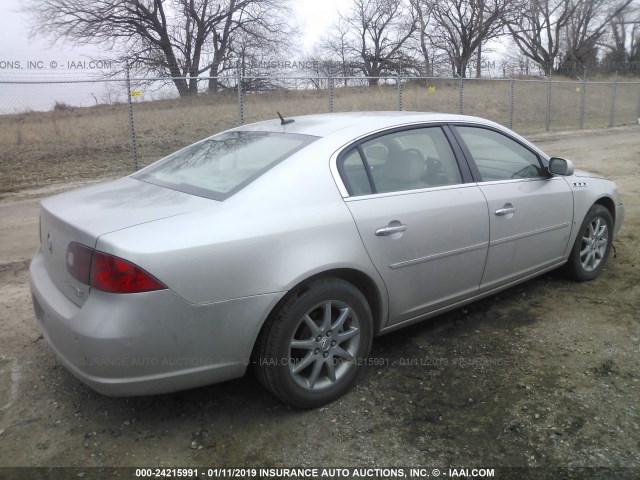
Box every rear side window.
[339,126,463,196]
[341,150,373,196]
[134,131,316,200]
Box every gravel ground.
[0,127,638,478]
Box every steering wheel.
[426,156,443,171]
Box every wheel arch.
[303,269,384,336]
[594,195,616,225]
[249,268,386,360]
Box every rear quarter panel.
[95,139,386,308]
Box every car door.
[452,125,573,291]
[338,126,490,326]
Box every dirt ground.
[0,127,639,475]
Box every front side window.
[134,131,316,200]
[455,126,545,181]
[340,126,463,196]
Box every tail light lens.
[67,242,94,284]
[66,243,167,294]
[90,251,167,294]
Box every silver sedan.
[30,112,625,408]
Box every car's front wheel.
[565,204,614,281]
[254,278,373,409]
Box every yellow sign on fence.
[428,86,436,93]
[130,90,142,97]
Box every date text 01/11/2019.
[133,467,496,478]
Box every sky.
[0,0,345,79]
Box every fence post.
[237,75,244,126]
[608,74,617,128]
[397,74,403,111]
[328,75,334,113]
[545,74,551,132]
[458,77,464,114]
[508,76,514,130]
[125,62,139,171]
[579,78,586,129]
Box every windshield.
[133,131,317,200]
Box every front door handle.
[495,204,516,216]
[375,224,408,236]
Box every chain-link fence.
[1,75,639,192]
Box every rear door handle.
[495,204,516,216]
[375,224,407,236]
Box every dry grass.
[1,78,639,193]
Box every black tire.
[254,278,373,409]
[565,204,614,281]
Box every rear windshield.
[133,131,317,200]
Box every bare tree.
[562,0,635,75]
[227,32,274,91]
[302,50,331,90]
[500,40,548,76]
[600,3,640,74]
[423,0,511,78]
[505,0,576,76]
[173,0,230,94]
[320,17,360,85]
[409,0,436,76]
[302,47,358,90]
[207,0,294,92]
[340,0,419,85]
[26,0,294,97]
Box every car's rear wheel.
[254,278,373,409]
[565,204,613,281]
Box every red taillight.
[90,251,167,294]
[67,243,166,293]
[67,242,94,284]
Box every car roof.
[233,111,502,138]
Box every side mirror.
[548,157,575,176]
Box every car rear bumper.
[29,249,284,396]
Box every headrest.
[386,151,425,183]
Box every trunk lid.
[38,177,215,307]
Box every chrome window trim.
[329,119,551,199]
[343,182,479,203]
[330,120,469,199]
[474,176,566,187]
